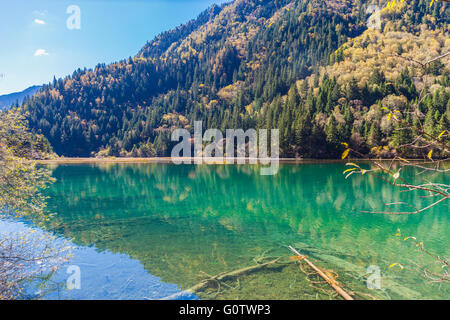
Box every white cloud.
[34,49,49,57]
[34,18,46,25]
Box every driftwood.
[288,246,354,300]
[314,252,421,300]
[189,257,282,293]
[160,257,283,299]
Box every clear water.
[38,163,448,299]
[0,219,196,300]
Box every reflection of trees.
[43,164,448,293]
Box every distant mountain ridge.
[0,85,41,111]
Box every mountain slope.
[23,0,449,158]
[0,85,41,111]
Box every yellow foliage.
[319,28,450,89]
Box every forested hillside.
[22,0,449,158]
[0,85,41,111]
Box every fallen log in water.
[160,257,283,299]
[313,252,422,299]
[190,257,282,292]
[288,246,354,300]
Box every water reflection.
[0,219,196,300]
[43,163,449,299]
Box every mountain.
[0,85,41,111]
[22,0,449,158]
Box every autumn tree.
[0,110,69,299]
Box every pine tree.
[367,122,381,148]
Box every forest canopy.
[20,0,449,159]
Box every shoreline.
[37,157,334,165]
[36,157,441,165]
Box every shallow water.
[39,163,448,299]
[0,219,195,300]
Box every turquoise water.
[40,163,448,299]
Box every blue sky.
[0,0,229,95]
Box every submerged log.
[288,246,354,300]
[191,257,282,292]
[160,257,283,299]
[313,252,422,299]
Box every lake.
[34,162,448,299]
